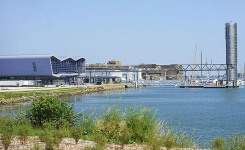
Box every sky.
[0,0,244,69]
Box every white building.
[79,70,142,84]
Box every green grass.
[0,86,105,103]
[210,134,245,150]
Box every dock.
[179,85,236,88]
[179,85,204,88]
[203,85,227,88]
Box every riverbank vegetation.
[0,85,125,105]
[0,96,244,150]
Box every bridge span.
[86,63,229,72]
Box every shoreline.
[0,84,137,106]
[0,136,205,150]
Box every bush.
[164,137,176,150]
[80,112,94,137]
[210,137,226,150]
[70,126,83,144]
[25,96,81,128]
[94,101,121,141]
[118,121,132,148]
[226,133,245,150]
[124,105,158,143]
[17,125,30,145]
[176,130,198,148]
[0,116,14,150]
[93,132,107,149]
[40,129,64,149]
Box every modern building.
[225,22,237,87]
[78,70,141,84]
[0,55,86,85]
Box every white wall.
[80,70,142,82]
[80,70,123,78]
[122,71,142,82]
[0,80,36,86]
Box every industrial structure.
[225,22,237,87]
[86,61,183,81]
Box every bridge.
[84,63,229,83]
[86,63,229,72]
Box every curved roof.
[50,55,85,62]
[0,55,85,61]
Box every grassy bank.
[1,96,244,150]
[0,84,126,105]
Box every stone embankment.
[0,84,133,106]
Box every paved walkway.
[0,84,96,92]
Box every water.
[68,86,245,145]
[1,85,245,146]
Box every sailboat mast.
[205,58,208,82]
[191,37,199,80]
[201,50,202,79]
[243,62,245,80]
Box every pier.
[179,85,227,88]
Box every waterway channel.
[68,85,245,146]
[1,85,245,147]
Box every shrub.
[226,133,245,150]
[17,125,30,145]
[176,130,198,148]
[164,137,176,150]
[95,101,121,141]
[70,126,83,144]
[124,104,158,143]
[118,121,132,148]
[146,134,162,150]
[93,132,107,149]
[40,129,64,150]
[0,116,14,150]
[80,112,94,137]
[25,96,81,128]
[210,137,226,150]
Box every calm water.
[68,86,245,145]
[1,86,244,146]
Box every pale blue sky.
[0,1,244,69]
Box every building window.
[32,62,37,72]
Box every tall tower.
[225,22,237,87]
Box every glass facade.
[51,56,85,74]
